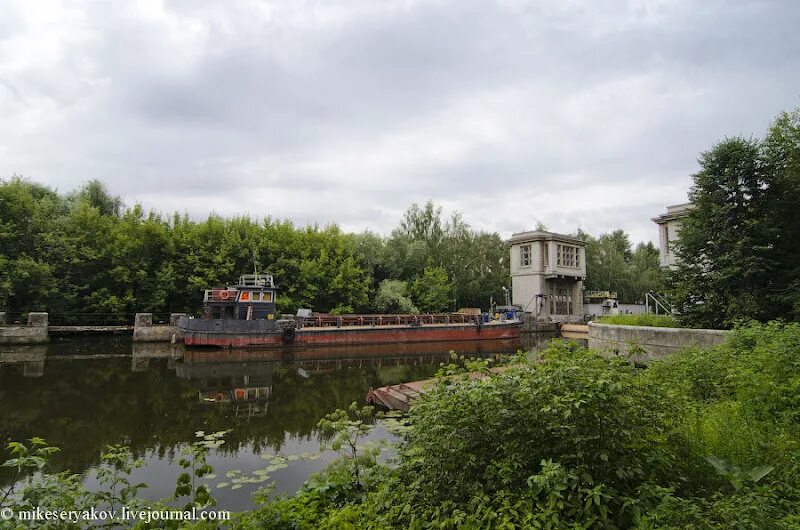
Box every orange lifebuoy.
[219,290,230,300]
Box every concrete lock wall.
[588,321,730,363]
[0,312,49,345]
[132,313,185,343]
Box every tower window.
[520,245,531,267]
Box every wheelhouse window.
[519,244,531,267]
[557,244,578,268]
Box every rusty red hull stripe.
[184,323,521,348]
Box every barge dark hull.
[179,319,522,348]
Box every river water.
[0,335,559,511]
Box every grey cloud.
[1,0,799,244]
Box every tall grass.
[596,314,681,327]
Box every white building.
[508,230,586,320]
[651,203,692,268]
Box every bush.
[370,342,680,528]
[362,325,800,527]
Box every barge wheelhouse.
[203,273,278,322]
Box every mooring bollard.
[0,312,48,344]
[135,313,153,328]
[134,312,184,343]
[27,312,48,328]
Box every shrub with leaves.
[371,343,677,527]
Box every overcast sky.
[2,0,799,244]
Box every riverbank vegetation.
[2,322,798,528]
[235,322,800,528]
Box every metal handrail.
[645,292,675,315]
[300,313,486,328]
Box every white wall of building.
[652,203,692,268]
[508,231,586,319]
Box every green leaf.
[747,465,774,483]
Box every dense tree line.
[669,107,800,328]
[0,183,512,318]
[1,178,664,319]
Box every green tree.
[410,267,452,312]
[0,177,68,313]
[669,137,774,327]
[626,241,661,303]
[373,280,417,314]
[761,108,800,318]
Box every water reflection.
[0,336,530,509]
[0,345,47,377]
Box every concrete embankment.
[0,312,184,344]
[588,321,729,363]
[132,313,185,343]
[0,312,49,345]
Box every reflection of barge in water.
[175,359,273,416]
[178,273,522,348]
[182,338,521,363]
[175,338,522,416]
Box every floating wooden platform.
[559,323,589,334]
[559,323,589,340]
[367,367,509,412]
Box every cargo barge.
[177,273,521,348]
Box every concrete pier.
[588,321,729,363]
[132,313,185,343]
[520,312,559,333]
[0,312,49,345]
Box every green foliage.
[410,266,452,313]
[373,280,418,314]
[1,176,666,317]
[91,445,148,522]
[387,201,509,311]
[669,107,800,328]
[597,314,681,328]
[0,440,151,529]
[375,343,676,528]
[317,402,381,492]
[235,404,386,530]
[577,229,663,304]
[173,431,227,510]
[241,323,800,528]
[0,181,511,316]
